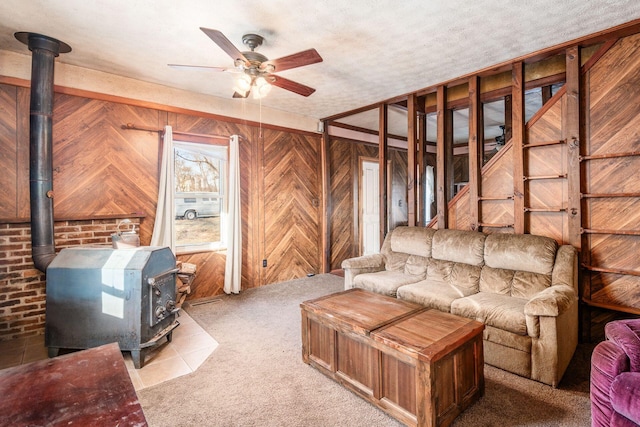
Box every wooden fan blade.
[168,64,233,72]
[200,27,249,65]
[270,75,316,97]
[232,90,249,99]
[262,49,322,73]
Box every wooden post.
[564,46,581,249]
[512,62,526,234]
[504,94,513,143]
[436,86,448,229]
[407,94,418,226]
[320,121,331,273]
[446,108,454,208]
[379,103,388,241]
[468,76,482,231]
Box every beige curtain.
[224,135,242,294]
[150,125,176,253]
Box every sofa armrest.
[611,372,640,424]
[341,254,385,289]
[524,284,577,317]
[342,254,385,271]
[552,245,578,290]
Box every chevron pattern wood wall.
[327,138,414,269]
[583,33,640,313]
[0,84,323,302]
[52,95,163,244]
[261,129,321,284]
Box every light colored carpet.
[138,274,592,426]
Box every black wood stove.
[45,246,179,368]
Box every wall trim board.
[0,75,320,138]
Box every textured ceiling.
[1,0,640,129]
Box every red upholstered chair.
[591,319,640,427]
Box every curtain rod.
[121,123,233,141]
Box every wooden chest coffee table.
[301,288,484,427]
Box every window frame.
[172,137,229,255]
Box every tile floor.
[0,311,218,391]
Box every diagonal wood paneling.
[52,95,161,244]
[0,84,17,218]
[329,138,354,270]
[329,139,378,269]
[473,143,514,230]
[262,129,321,284]
[585,32,640,311]
[526,94,567,243]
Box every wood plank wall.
[425,33,640,314]
[0,84,322,301]
[3,26,640,318]
[328,137,408,270]
[582,33,640,314]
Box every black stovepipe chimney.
[15,32,71,273]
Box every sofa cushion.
[451,292,528,336]
[611,372,640,425]
[353,270,424,297]
[479,266,514,294]
[512,271,553,299]
[385,251,410,272]
[404,254,430,276]
[396,280,466,312]
[432,229,486,266]
[484,233,558,275]
[389,226,436,257]
[427,259,481,296]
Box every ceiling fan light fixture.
[253,76,272,99]
[233,73,252,95]
[175,28,321,98]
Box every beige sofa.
[341,226,578,387]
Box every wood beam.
[436,86,448,229]
[407,94,418,226]
[504,94,513,146]
[379,104,388,241]
[468,76,482,231]
[328,121,407,142]
[512,62,526,234]
[564,46,581,248]
[445,108,454,209]
[320,122,331,273]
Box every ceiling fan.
[169,27,322,98]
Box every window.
[173,140,227,253]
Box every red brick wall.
[0,217,142,341]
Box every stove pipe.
[15,32,71,273]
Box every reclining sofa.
[341,226,578,387]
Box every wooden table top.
[301,288,424,335]
[0,342,147,426]
[372,308,485,362]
